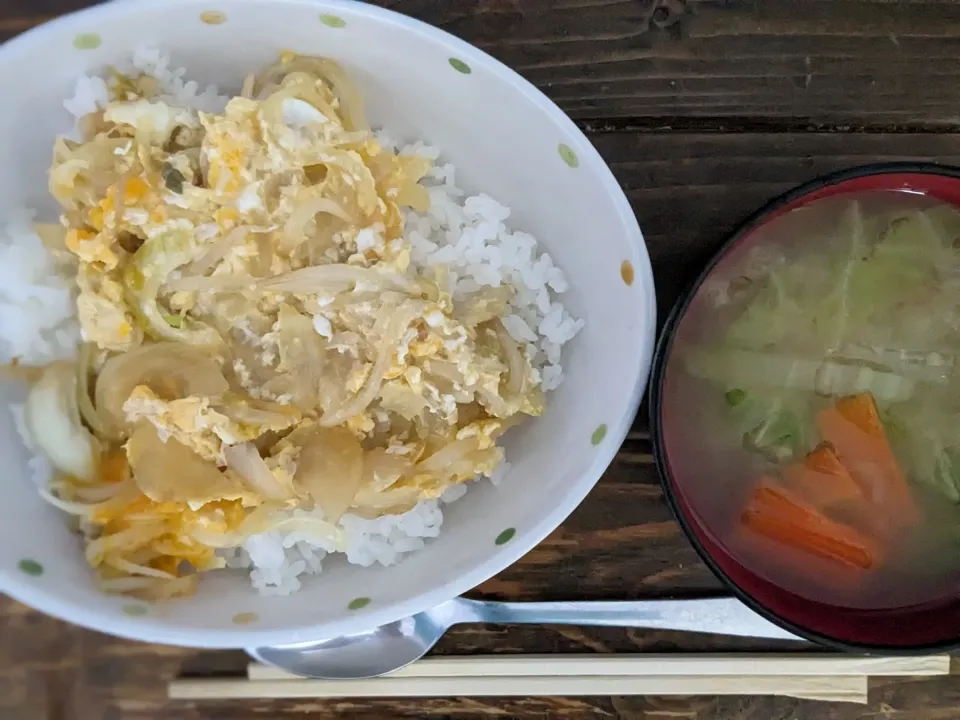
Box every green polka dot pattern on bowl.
[73,33,102,50]
[591,424,608,446]
[320,14,347,28]
[18,559,43,576]
[449,58,472,74]
[200,10,227,25]
[495,528,516,545]
[558,143,579,169]
[122,604,148,617]
[232,612,258,625]
[348,597,371,611]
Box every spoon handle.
[464,597,801,641]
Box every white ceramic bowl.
[0,0,655,648]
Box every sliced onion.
[283,196,352,242]
[126,422,249,505]
[186,529,243,550]
[182,225,256,277]
[254,516,346,547]
[424,359,466,385]
[315,58,369,132]
[320,301,427,426]
[24,362,96,480]
[77,343,107,437]
[191,507,346,549]
[255,234,274,276]
[95,343,229,436]
[71,479,134,503]
[154,575,199,599]
[259,264,420,296]
[104,557,177,580]
[253,55,369,131]
[294,427,364,522]
[37,486,95,516]
[416,436,482,475]
[351,485,421,517]
[241,73,255,99]
[456,286,515,328]
[362,448,413,493]
[224,442,294,501]
[164,274,259,293]
[165,264,419,297]
[217,401,301,427]
[85,522,165,566]
[496,321,527,396]
[84,483,143,520]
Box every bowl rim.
[0,0,657,648]
[649,160,960,655]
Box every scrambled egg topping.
[41,53,544,599]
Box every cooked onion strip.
[95,343,229,436]
[224,442,293,501]
[259,264,420,295]
[182,226,258,277]
[283,196,352,242]
[104,557,178,580]
[295,427,364,522]
[497,321,527,396]
[77,343,108,437]
[24,362,96,480]
[37,486,95,516]
[85,523,166,566]
[416,436,482,475]
[320,301,427,426]
[163,274,259,293]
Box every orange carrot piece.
[817,393,919,528]
[782,442,863,509]
[834,393,886,438]
[740,479,881,571]
[732,525,866,594]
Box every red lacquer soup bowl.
[651,163,960,653]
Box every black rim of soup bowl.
[649,161,960,654]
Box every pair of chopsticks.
[168,653,951,704]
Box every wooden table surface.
[5,1,960,718]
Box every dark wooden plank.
[7,0,960,126]
[595,131,960,328]
[5,606,959,720]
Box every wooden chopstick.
[169,674,869,703]
[170,654,952,703]
[247,653,950,680]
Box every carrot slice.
[817,393,919,528]
[834,393,886,438]
[740,479,881,571]
[782,442,863,509]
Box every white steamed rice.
[1,49,582,596]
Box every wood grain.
[4,1,960,719]
[593,131,960,328]
[7,0,960,126]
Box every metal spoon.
[248,597,801,679]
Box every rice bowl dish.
[0,0,653,649]
[2,47,584,599]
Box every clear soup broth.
[663,190,960,611]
